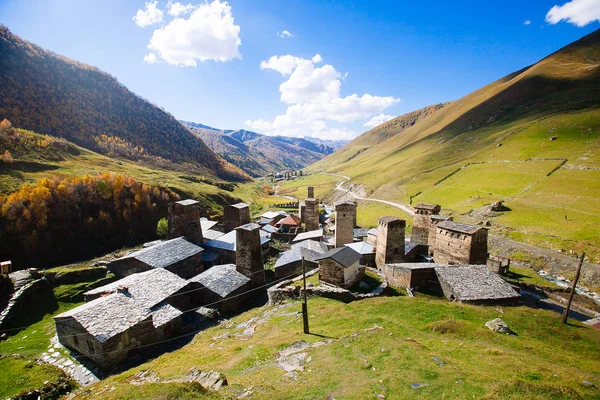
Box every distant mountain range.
[0,26,248,182]
[182,121,348,177]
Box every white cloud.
[546,0,600,27]
[133,1,164,27]
[363,114,397,128]
[167,1,196,16]
[247,54,399,139]
[278,30,293,38]
[524,20,531,25]
[140,0,241,66]
[143,53,159,64]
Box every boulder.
[485,318,513,334]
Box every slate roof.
[84,268,189,308]
[379,216,401,223]
[405,242,418,256]
[116,237,203,269]
[344,241,375,255]
[189,264,250,298]
[259,218,274,226]
[334,200,355,207]
[261,211,288,219]
[316,246,362,267]
[203,230,270,252]
[435,265,520,302]
[237,222,261,231]
[367,228,378,237]
[261,224,279,234]
[203,230,225,241]
[437,221,482,235]
[276,214,302,227]
[229,202,249,209]
[353,228,369,239]
[385,262,444,270]
[414,203,440,211]
[431,214,452,221]
[292,229,324,243]
[274,240,328,269]
[200,218,218,232]
[177,199,199,206]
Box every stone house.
[427,214,453,253]
[188,264,251,312]
[411,204,441,246]
[316,246,363,289]
[433,221,488,265]
[292,228,324,244]
[168,199,203,245]
[375,216,406,267]
[108,237,204,279]
[275,214,302,233]
[202,230,271,266]
[380,263,440,292]
[274,240,328,279]
[54,269,198,368]
[334,200,356,247]
[435,265,519,305]
[366,228,378,246]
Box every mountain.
[311,29,600,261]
[300,137,349,151]
[0,26,248,182]
[182,122,336,177]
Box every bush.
[156,217,168,238]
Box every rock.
[550,136,557,141]
[360,358,372,370]
[183,368,228,391]
[496,143,502,147]
[411,383,428,389]
[485,318,513,334]
[277,352,308,372]
[432,356,444,367]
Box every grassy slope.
[72,296,600,399]
[310,29,600,262]
[0,128,242,218]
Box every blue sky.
[1,0,598,140]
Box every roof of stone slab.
[188,264,250,298]
[334,200,355,207]
[293,229,324,243]
[237,223,261,231]
[116,237,203,269]
[229,202,249,209]
[344,241,375,255]
[84,268,189,308]
[437,221,483,235]
[431,214,452,221]
[316,246,362,267]
[200,218,218,232]
[414,203,440,210]
[435,265,519,301]
[203,230,271,252]
[353,228,369,238]
[177,199,199,206]
[274,240,329,269]
[379,216,401,223]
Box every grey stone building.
[334,200,356,248]
[316,246,363,289]
[168,199,203,245]
[54,269,198,368]
[411,204,441,246]
[380,263,439,292]
[435,265,519,305]
[235,223,265,288]
[375,216,406,268]
[304,198,320,231]
[344,241,375,267]
[427,214,453,253]
[274,240,328,279]
[108,237,204,279]
[224,203,251,232]
[188,264,251,312]
[433,221,488,265]
[202,230,271,266]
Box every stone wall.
[224,204,250,232]
[168,200,203,245]
[380,264,438,291]
[433,228,487,265]
[375,217,405,268]
[0,278,57,333]
[304,198,320,231]
[411,205,440,246]
[235,224,265,288]
[334,202,355,247]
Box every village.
[21,182,528,372]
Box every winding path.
[325,172,415,216]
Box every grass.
[71,294,600,399]
[503,264,561,290]
[0,355,67,398]
[275,173,341,200]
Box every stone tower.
[411,204,441,246]
[334,200,356,247]
[307,186,314,199]
[375,216,406,268]
[167,199,203,245]
[304,198,320,231]
[224,203,250,232]
[235,223,265,288]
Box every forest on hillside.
[0,26,248,182]
[0,172,179,269]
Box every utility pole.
[562,252,585,325]
[302,256,310,334]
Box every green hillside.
[0,26,248,182]
[311,29,600,262]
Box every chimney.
[375,216,406,268]
[235,223,265,288]
[168,199,203,245]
